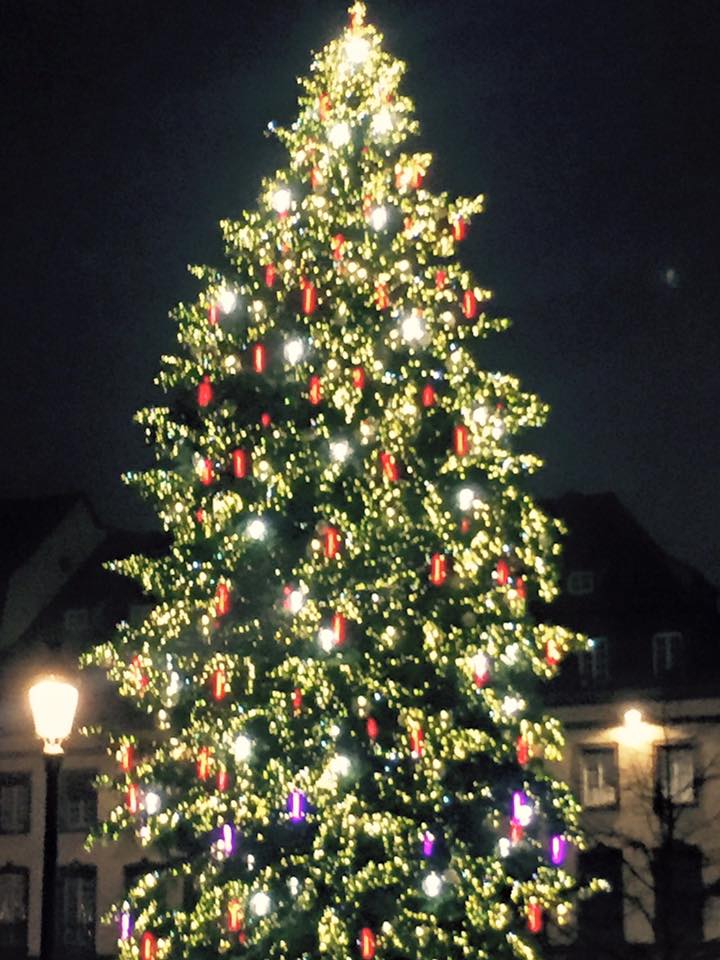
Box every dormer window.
[578,637,610,686]
[652,632,683,677]
[567,570,595,596]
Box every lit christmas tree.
[86,4,595,958]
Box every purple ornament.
[221,823,235,855]
[550,835,567,866]
[422,831,435,857]
[512,791,532,826]
[288,790,307,822]
[119,909,134,941]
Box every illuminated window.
[580,746,618,808]
[0,865,29,953]
[652,632,683,677]
[567,570,594,596]
[657,744,695,806]
[59,770,97,833]
[578,637,609,686]
[57,864,96,953]
[0,774,31,835]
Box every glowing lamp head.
[284,338,305,365]
[345,35,371,64]
[370,206,388,230]
[400,311,426,343]
[29,677,79,755]
[328,122,352,148]
[422,871,443,897]
[217,287,237,314]
[271,187,292,214]
[247,518,267,541]
[624,707,643,730]
[233,734,253,762]
[250,891,271,917]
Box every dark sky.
[1,1,719,581]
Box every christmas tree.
[85,5,593,958]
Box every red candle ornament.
[546,638,561,667]
[310,166,324,190]
[324,526,340,559]
[252,344,267,374]
[309,375,323,406]
[197,747,211,782]
[430,553,447,586]
[410,726,425,758]
[359,928,376,960]
[265,263,276,288]
[260,412,272,428]
[319,93,332,120]
[332,613,347,647]
[375,282,390,310]
[292,687,303,715]
[208,303,219,326]
[215,582,232,617]
[216,767,229,792]
[301,279,317,315]
[131,655,148,690]
[517,735,529,766]
[366,717,379,741]
[462,289,477,319]
[211,667,227,702]
[200,458,214,487]
[119,744,134,773]
[195,508,205,524]
[453,425,470,457]
[422,384,437,408]
[232,449,250,479]
[435,270,447,290]
[510,820,524,844]
[127,783,140,815]
[452,217,467,241]
[352,366,366,390]
[197,376,214,408]
[516,576,527,601]
[380,451,399,482]
[331,233,346,260]
[139,931,157,960]
[496,559,510,586]
[228,900,244,933]
[527,903,543,934]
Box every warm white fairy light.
[400,310,425,342]
[250,892,271,917]
[370,206,388,230]
[233,735,253,762]
[328,122,351,148]
[345,35,371,65]
[271,187,292,214]
[371,108,393,135]
[422,872,443,897]
[330,439,351,462]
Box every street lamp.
[29,676,79,960]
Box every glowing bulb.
[330,754,351,776]
[330,439,351,462]
[288,876,300,896]
[144,791,161,816]
[472,404,489,425]
[372,108,393,135]
[318,627,336,652]
[218,287,237,314]
[498,837,511,858]
[400,310,425,342]
[457,487,475,511]
[271,187,291,214]
[284,338,304,365]
[233,735,252,762]
[250,892,271,917]
[370,206,388,230]
[502,695,523,716]
[247,518,267,541]
[328,122,351,148]
[513,791,533,827]
[624,708,643,730]
[422,872,443,897]
[286,590,305,614]
[345,35,371,64]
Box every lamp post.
[29,676,79,960]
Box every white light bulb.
[472,651,489,677]
[328,122,351,148]
[286,589,305,614]
[284,338,304,365]
[422,872,443,897]
[498,837,511,858]
[318,627,336,652]
[345,35,371,64]
[250,892,271,917]
[288,876,300,897]
[144,791,161,816]
[372,108,393,135]
[330,754,351,776]
[502,695,523,716]
[330,439,351,462]
[472,404,489,425]
[370,206,388,230]
[517,802,533,827]
[247,518,267,541]
[400,310,426,342]
[218,287,237,314]
[234,734,253,762]
[271,187,292,214]
[457,487,475,511]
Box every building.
[544,492,720,959]
[2,491,719,958]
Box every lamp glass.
[29,677,79,754]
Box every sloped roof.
[0,493,92,584]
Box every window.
[652,632,683,677]
[653,842,703,948]
[577,637,610,686]
[577,845,624,946]
[0,775,31,835]
[57,864,96,956]
[657,744,695,805]
[63,608,89,633]
[59,770,97,833]
[0,866,29,956]
[567,570,594,596]
[580,746,618,808]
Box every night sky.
[2,1,719,581]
